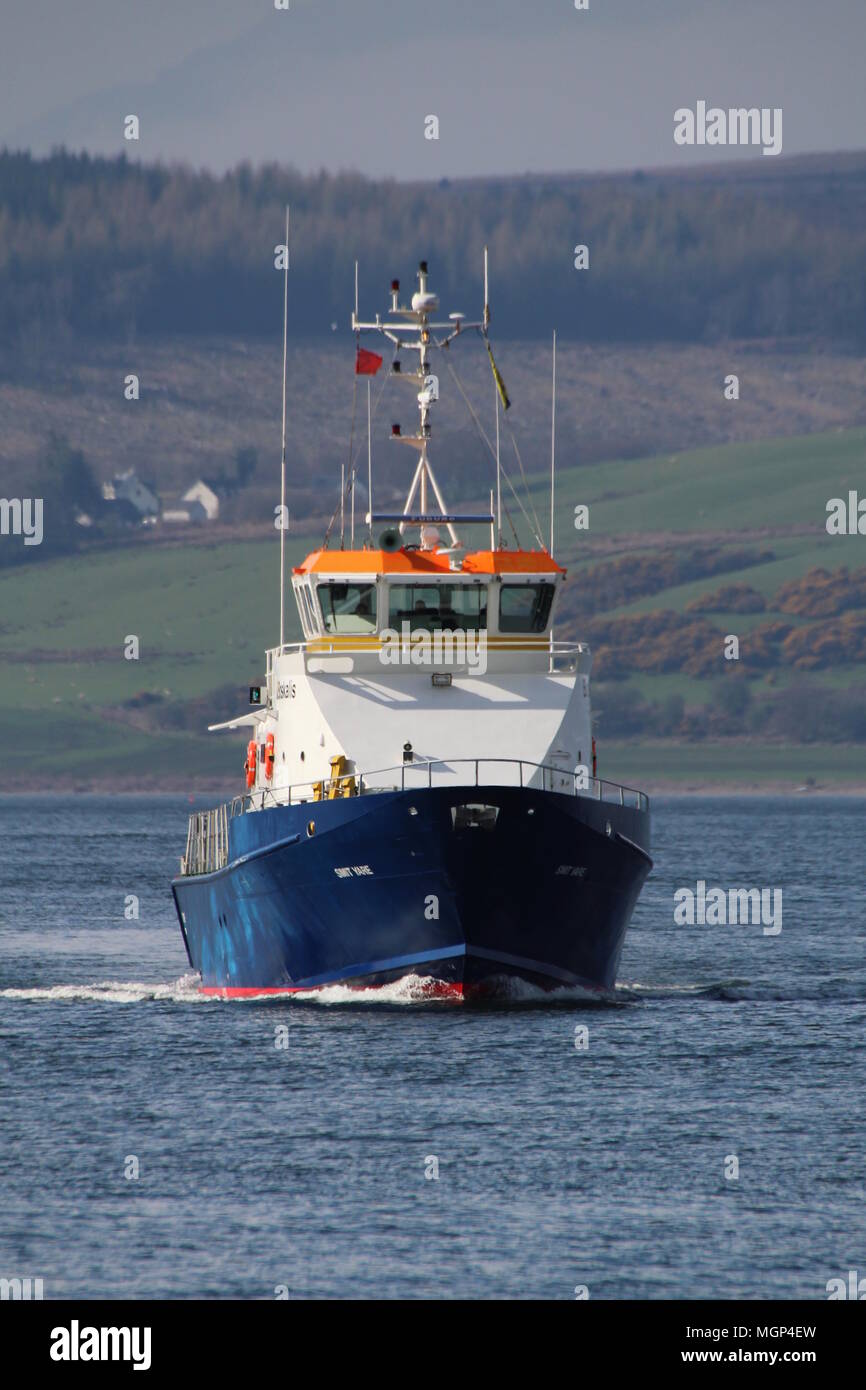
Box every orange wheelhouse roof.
[295,547,566,577]
[462,550,566,575]
[294,549,452,576]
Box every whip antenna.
[279,205,289,649]
[550,329,556,558]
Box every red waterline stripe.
[200,981,466,999]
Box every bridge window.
[499,582,555,633]
[294,585,317,637]
[317,582,377,634]
[388,583,487,632]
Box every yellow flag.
[485,339,511,411]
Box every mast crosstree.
[352,257,492,549]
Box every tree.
[235,446,258,487]
[40,432,101,515]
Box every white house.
[182,480,220,521]
[162,499,208,525]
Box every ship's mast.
[353,259,492,549]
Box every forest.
[1,148,865,349]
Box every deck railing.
[231,758,648,813]
[179,758,647,877]
[181,803,229,876]
[264,639,587,675]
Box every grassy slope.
[544,428,866,556]
[524,427,866,721]
[2,426,865,788]
[0,536,311,786]
[599,741,866,790]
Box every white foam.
[0,971,621,1007]
[0,974,207,1004]
[289,974,454,1006]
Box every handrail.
[180,757,648,876]
[230,757,647,816]
[264,639,589,675]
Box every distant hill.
[1,148,865,349]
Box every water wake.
[0,974,207,1004]
[3,973,864,1007]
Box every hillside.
[2,427,865,792]
[2,334,865,529]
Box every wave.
[2,973,864,1007]
[619,976,866,1003]
[0,972,611,1008]
[0,974,207,1004]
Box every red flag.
[355,347,383,376]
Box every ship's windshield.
[498,582,555,633]
[388,583,487,633]
[317,582,377,633]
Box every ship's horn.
[379,527,402,553]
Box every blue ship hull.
[172,786,651,998]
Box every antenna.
[550,328,556,558]
[483,245,490,330]
[488,247,501,546]
[279,205,289,651]
[367,377,373,545]
[494,379,501,548]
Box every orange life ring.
[265,732,275,781]
[245,739,257,789]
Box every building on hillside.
[182,480,220,520]
[103,469,160,521]
[162,499,208,525]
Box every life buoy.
[591,736,597,780]
[265,732,275,781]
[245,739,257,789]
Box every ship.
[171,253,652,999]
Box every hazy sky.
[1,0,864,177]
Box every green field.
[1,426,865,788]
[599,741,866,791]
[540,427,866,556]
[0,534,312,787]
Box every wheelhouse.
[291,547,565,644]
